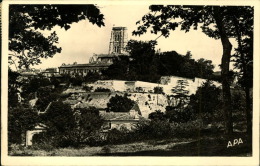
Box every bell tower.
[108,27,128,54]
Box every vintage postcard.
[1,0,259,165]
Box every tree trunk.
[213,7,233,135]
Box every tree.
[148,110,166,121]
[126,40,160,82]
[8,69,22,108]
[9,5,104,69]
[107,94,135,112]
[35,86,60,112]
[21,76,51,100]
[8,106,38,144]
[165,105,194,123]
[154,86,164,94]
[230,7,253,134]
[40,101,76,147]
[70,74,84,86]
[189,80,222,124]
[171,80,189,109]
[133,5,253,134]
[83,71,101,83]
[196,58,215,78]
[145,111,172,138]
[165,80,193,123]
[102,56,130,80]
[73,107,104,145]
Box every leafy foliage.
[107,94,135,112]
[72,107,104,145]
[40,101,76,147]
[35,86,60,112]
[8,106,38,144]
[188,80,222,124]
[69,74,84,86]
[9,5,105,69]
[171,80,189,108]
[8,69,22,108]
[102,56,131,80]
[189,80,222,114]
[133,5,254,134]
[103,40,216,82]
[94,87,111,92]
[84,71,102,83]
[165,106,195,123]
[154,86,164,94]
[148,110,166,121]
[83,85,93,92]
[21,76,51,99]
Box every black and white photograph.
[1,0,259,165]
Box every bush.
[83,85,93,92]
[165,106,195,123]
[154,86,164,94]
[39,101,76,147]
[101,145,112,154]
[148,110,166,121]
[8,106,38,144]
[70,75,84,86]
[134,118,172,139]
[94,87,111,92]
[170,120,203,138]
[107,94,135,112]
[105,128,133,144]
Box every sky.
[33,4,237,71]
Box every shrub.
[83,85,93,92]
[135,87,144,92]
[94,87,111,92]
[188,80,222,124]
[154,86,164,94]
[101,145,112,154]
[165,106,195,123]
[148,120,173,139]
[134,117,172,139]
[170,120,203,138]
[107,94,135,112]
[8,106,38,144]
[148,110,166,121]
[39,101,76,147]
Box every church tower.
[108,27,128,54]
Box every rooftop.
[59,63,111,68]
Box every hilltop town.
[7,4,253,158]
[13,26,225,146]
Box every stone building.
[59,27,128,76]
[108,27,128,54]
[41,68,60,77]
[59,62,111,76]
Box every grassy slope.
[10,132,251,156]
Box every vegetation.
[8,106,38,144]
[39,101,76,147]
[133,5,253,135]
[8,5,253,157]
[189,81,222,124]
[107,94,135,112]
[71,107,104,146]
[103,41,217,83]
[94,87,111,92]
[153,86,164,94]
[9,5,104,69]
